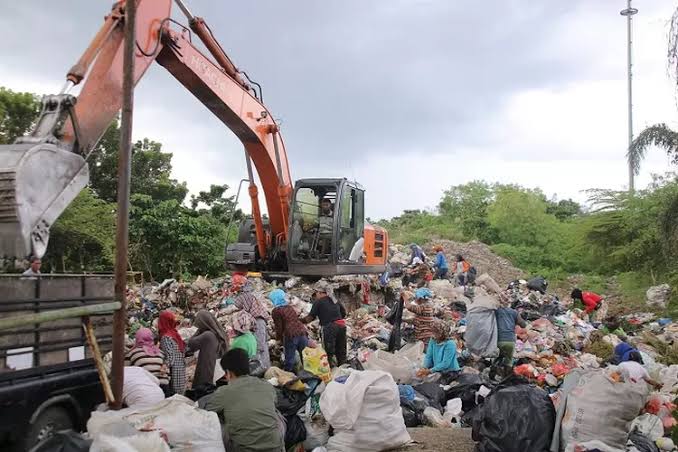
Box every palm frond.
[627,123,678,175]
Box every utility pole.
[111,0,136,409]
[620,0,638,192]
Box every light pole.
[621,0,638,192]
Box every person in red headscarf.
[158,310,186,395]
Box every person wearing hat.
[432,245,448,280]
[270,288,309,371]
[303,281,347,367]
[405,288,436,346]
[417,320,460,378]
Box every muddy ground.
[394,427,476,452]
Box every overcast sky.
[2,1,677,219]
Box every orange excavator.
[0,0,388,276]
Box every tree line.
[0,86,242,280]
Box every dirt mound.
[425,240,524,287]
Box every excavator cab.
[287,178,387,276]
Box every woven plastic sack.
[559,369,647,451]
[363,349,417,384]
[320,370,410,451]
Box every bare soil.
[393,427,476,452]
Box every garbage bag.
[412,382,446,411]
[423,407,446,427]
[630,414,664,441]
[401,406,419,427]
[398,384,415,403]
[32,431,92,452]
[628,430,660,452]
[559,369,648,451]
[444,373,492,413]
[465,303,499,358]
[303,347,332,383]
[284,414,307,448]
[363,349,417,384]
[276,386,310,417]
[320,370,410,451]
[527,276,548,294]
[472,381,555,452]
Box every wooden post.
[82,317,115,404]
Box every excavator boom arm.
[4,0,293,261]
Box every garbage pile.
[113,241,678,452]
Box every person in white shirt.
[618,351,662,390]
[21,257,41,278]
[122,366,166,408]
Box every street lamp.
[620,1,638,192]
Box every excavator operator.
[317,198,334,255]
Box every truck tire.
[25,406,73,450]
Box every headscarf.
[269,289,288,308]
[314,280,337,304]
[194,310,229,357]
[231,274,253,293]
[431,320,450,341]
[235,292,271,320]
[415,287,432,300]
[134,327,161,356]
[158,310,185,352]
[232,310,256,334]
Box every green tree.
[89,127,188,204]
[129,195,227,280]
[438,181,493,240]
[546,198,582,221]
[0,87,40,144]
[190,184,242,225]
[43,188,116,272]
[487,187,557,247]
[627,124,678,176]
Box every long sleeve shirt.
[424,339,460,372]
[205,376,283,452]
[435,251,448,269]
[582,292,603,313]
[160,336,186,395]
[272,305,308,340]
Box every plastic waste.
[303,346,332,383]
[472,379,555,452]
[629,414,664,441]
[423,407,446,427]
[656,437,676,451]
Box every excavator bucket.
[0,143,88,260]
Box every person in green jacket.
[205,348,285,452]
[230,311,257,359]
